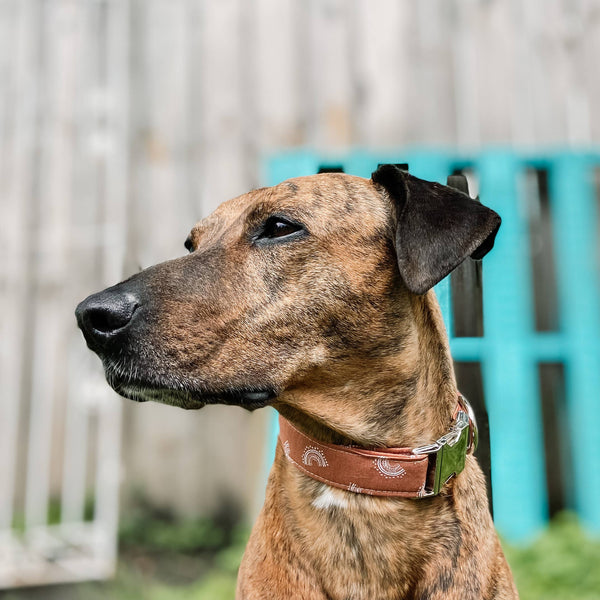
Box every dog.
[76,164,518,599]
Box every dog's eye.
[256,216,305,242]
[184,236,194,253]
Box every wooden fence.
[1,0,600,585]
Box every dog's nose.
[76,290,139,351]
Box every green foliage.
[120,513,226,554]
[83,525,247,600]
[504,512,600,600]
[119,495,242,555]
[109,498,248,600]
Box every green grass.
[107,497,246,599]
[504,512,600,600]
[109,520,246,600]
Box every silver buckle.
[458,394,478,454]
[412,409,470,456]
[412,396,478,497]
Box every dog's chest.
[291,484,425,599]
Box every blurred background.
[1,0,599,598]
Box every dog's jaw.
[112,382,206,410]
[103,358,276,411]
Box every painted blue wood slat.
[263,149,600,542]
[266,151,320,184]
[477,151,548,541]
[450,334,566,363]
[549,154,600,533]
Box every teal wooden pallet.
[263,149,600,543]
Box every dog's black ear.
[372,164,501,295]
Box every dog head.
[76,166,500,420]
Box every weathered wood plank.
[306,0,354,149]
[452,0,482,147]
[414,0,455,145]
[476,1,516,145]
[197,0,249,209]
[88,0,129,556]
[352,0,411,146]
[129,0,192,266]
[582,1,600,142]
[0,0,38,533]
[562,1,592,146]
[526,0,571,146]
[25,0,81,530]
[253,0,303,151]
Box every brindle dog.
[76,165,518,599]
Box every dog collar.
[278,395,477,498]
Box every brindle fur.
[76,173,518,599]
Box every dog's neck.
[258,293,487,600]
[275,291,457,450]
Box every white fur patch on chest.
[311,484,349,510]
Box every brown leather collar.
[278,395,477,498]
